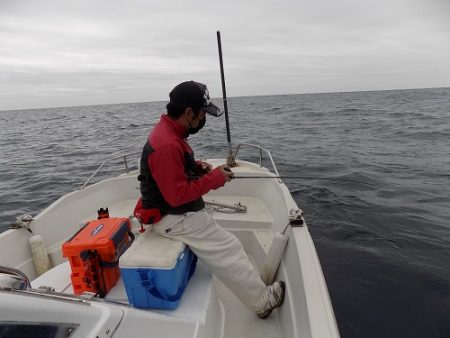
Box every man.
[134,80,285,319]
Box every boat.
[0,142,339,338]
[0,31,339,338]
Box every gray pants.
[153,209,270,312]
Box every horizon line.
[1,85,449,113]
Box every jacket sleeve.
[149,143,225,208]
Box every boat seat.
[203,196,274,230]
[104,197,274,231]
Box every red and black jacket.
[138,114,225,216]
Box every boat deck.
[40,194,282,338]
[215,267,282,338]
[2,159,340,338]
[32,259,282,338]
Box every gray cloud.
[0,0,449,110]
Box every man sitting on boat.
[134,80,285,319]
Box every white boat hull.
[0,159,339,338]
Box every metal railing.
[81,143,282,189]
[81,151,140,189]
[0,265,31,290]
[234,143,282,182]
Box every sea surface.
[1,87,449,337]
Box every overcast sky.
[0,0,449,111]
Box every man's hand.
[195,160,213,176]
[218,164,234,182]
[199,161,213,172]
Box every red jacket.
[136,114,225,218]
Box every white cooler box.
[119,230,197,309]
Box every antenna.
[217,31,236,167]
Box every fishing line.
[190,175,376,186]
[230,176,376,186]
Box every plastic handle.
[100,231,135,268]
[125,231,135,249]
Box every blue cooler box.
[119,230,197,309]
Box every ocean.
[1,87,449,337]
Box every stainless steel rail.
[82,143,282,189]
[81,151,140,189]
[234,143,282,183]
[0,265,31,290]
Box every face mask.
[188,115,206,135]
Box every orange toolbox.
[62,217,134,297]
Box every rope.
[205,201,247,214]
[10,214,33,233]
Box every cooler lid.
[120,230,185,269]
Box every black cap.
[169,81,223,117]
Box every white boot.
[256,281,286,319]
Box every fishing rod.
[217,31,236,167]
[191,174,376,186]
[230,176,376,186]
[214,33,373,189]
